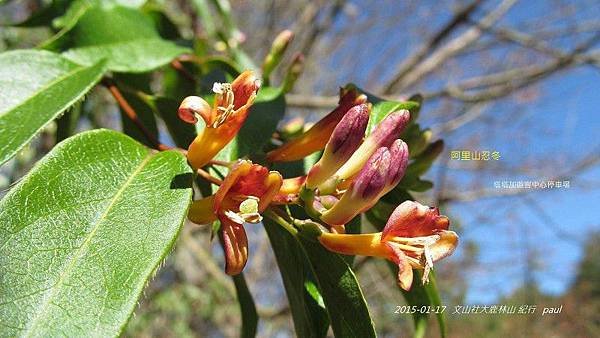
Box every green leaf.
[298,235,377,338]
[366,100,421,135]
[118,91,159,147]
[63,39,189,73]
[211,86,286,162]
[0,129,193,337]
[263,218,329,337]
[44,4,189,72]
[0,50,105,166]
[421,271,446,338]
[237,87,286,159]
[232,274,258,338]
[152,96,197,149]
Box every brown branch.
[426,34,600,102]
[381,0,483,94]
[470,20,600,67]
[170,59,197,83]
[102,78,170,151]
[382,0,518,94]
[295,0,346,59]
[197,168,223,186]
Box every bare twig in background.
[382,0,518,94]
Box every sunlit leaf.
[263,218,329,337]
[0,129,192,337]
[0,50,105,166]
[299,234,377,338]
[43,4,189,72]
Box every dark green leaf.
[0,50,105,166]
[237,87,286,159]
[55,102,82,143]
[153,96,197,149]
[44,4,189,72]
[0,129,192,337]
[232,274,258,338]
[298,235,377,338]
[119,91,159,147]
[263,218,329,338]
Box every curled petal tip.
[232,70,261,109]
[178,96,211,124]
[383,201,450,239]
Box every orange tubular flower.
[178,71,261,169]
[319,201,458,291]
[188,160,282,275]
[273,175,307,204]
[266,86,367,162]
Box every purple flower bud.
[385,139,409,188]
[306,104,369,189]
[329,104,369,157]
[320,147,391,226]
[369,110,411,148]
[334,109,410,180]
[351,147,391,199]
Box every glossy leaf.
[298,234,377,338]
[44,4,189,72]
[237,87,286,159]
[0,50,105,166]
[152,96,197,149]
[263,218,329,337]
[0,129,193,337]
[366,100,421,135]
[232,274,258,338]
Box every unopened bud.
[178,96,211,124]
[262,30,294,79]
[408,128,432,158]
[282,53,304,93]
[320,147,391,226]
[334,110,410,180]
[383,140,409,190]
[306,104,369,189]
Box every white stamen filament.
[212,82,235,127]
[388,234,441,285]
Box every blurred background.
[1,0,599,337]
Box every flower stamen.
[212,82,235,127]
[224,196,262,224]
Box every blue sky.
[315,0,600,303]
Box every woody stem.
[197,168,223,186]
[170,59,196,83]
[102,78,170,151]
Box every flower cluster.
[179,72,458,291]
